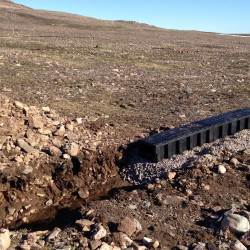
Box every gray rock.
[143,237,159,248]
[89,240,102,250]
[66,133,78,140]
[224,204,238,216]
[142,201,151,208]
[242,164,250,172]
[184,89,193,94]
[16,139,37,153]
[47,227,61,240]
[163,196,186,205]
[62,142,79,156]
[221,214,250,234]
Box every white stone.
[21,165,33,175]
[42,107,50,112]
[234,240,247,250]
[131,219,142,233]
[91,227,106,240]
[47,227,61,240]
[218,165,226,174]
[63,154,71,159]
[0,229,10,250]
[143,237,159,248]
[75,118,82,124]
[221,214,250,234]
[123,234,133,245]
[98,243,113,250]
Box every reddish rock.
[52,139,62,148]
[53,126,65,136]
[75,219,95,227]
[28,116,43,129]
[50,146,62,157]
[65,123,74,131]
[14,156,23,162]
[117,217,136,237]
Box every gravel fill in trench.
[121,129,250,184]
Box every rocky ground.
[1,0,250,249]
[2,92,250,250]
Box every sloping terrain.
[1,1,250,249]
[0,0,250,139]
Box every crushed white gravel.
[121,129,250,184]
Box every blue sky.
[13,0,250,34]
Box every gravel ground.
[121,129,250,184]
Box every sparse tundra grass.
[0,3,250,138]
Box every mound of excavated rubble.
[0,93,124,229]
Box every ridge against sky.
[13,0,250,34]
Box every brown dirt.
[0,1,250,249]
[80,150,250,249]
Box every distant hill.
[0,0,162,35]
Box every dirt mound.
[0,93,127,230]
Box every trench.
[0,146,136,231]
[9,176,134,231]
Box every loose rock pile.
[0,92,123,228]
[0,214,159,249]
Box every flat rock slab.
[163,196,186,205]
[117,217,136,237]
[75,219,95,227]
[16,139,37,153]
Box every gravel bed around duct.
[121,129,250,184]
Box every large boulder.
[221,214,250,234]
